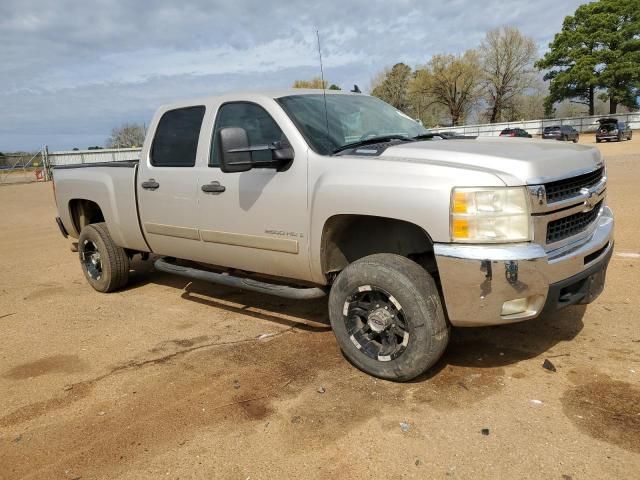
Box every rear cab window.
[151,106,206,167]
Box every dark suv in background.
[499,128,532,138]
[596,118,633,142]
[542,125,579,142]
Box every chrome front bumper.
[434,206,614,327]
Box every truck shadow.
[126,257,331,333]
[414,305,586,382]
[126,257,586,376]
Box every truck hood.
[381,137,603,186]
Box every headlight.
[450,187,531,243]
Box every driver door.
[197,100,311,282]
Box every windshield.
[276,94,428,155]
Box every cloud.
[0,0,585,151]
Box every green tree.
[328,84,341,90]
[410,51,482,126]
[595,0,640,112]
[480,27,538,123]
[370,63,413,111]
[537,0,640,115]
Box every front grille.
[546,200,603,243]
[544,167,604,203]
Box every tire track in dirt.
[0,330,510,480]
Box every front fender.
[307,155,504,283]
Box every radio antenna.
[316,29,330,138]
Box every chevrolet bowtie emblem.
[581,188,599,211]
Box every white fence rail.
[48,147,141,166]
[430,112,640,137]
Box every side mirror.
[271,143,295,163]
[219,127,253,173]
[219,127,295,173]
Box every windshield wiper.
[411,133,440,140]
[411,133,476,140]
[331,135,412,155]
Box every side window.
[210,102,287,167]
[151,106,205,167]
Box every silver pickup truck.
[53,90,614,381]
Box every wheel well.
[69,199,105,233]
[321,215,436,276]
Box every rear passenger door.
[138,105,206,259]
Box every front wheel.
[328,254,449,381]
[78,222,129,292]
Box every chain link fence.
[0,147,141,185]
[0,149,50,185]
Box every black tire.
[573,136,578,143]
[596,138,601,143]
[563,135,568,141]
[328,254,449,381]
[78,222,129,292]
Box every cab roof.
[159,89,363,111]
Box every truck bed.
[52,161,149,252]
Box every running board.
[154,257,327,300]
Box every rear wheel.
[328,254,449,381]
[78,222,129,292]
[573,135,579,143]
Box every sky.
[0,0,586,152]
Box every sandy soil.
[0,135,638,480]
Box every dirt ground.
[1,134,639,480]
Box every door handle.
[201,181,226,194]
[141,179,160,190]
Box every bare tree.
[499,76,549,121]
[410,51,482,126]
[480,27,537,123]
[292,77,327,89]
[292,78,341,90]
[106,123,146,148]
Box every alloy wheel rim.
[81,239,102,280]
[343,286,409,362]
